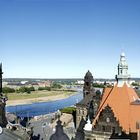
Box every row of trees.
[38,87,51,91]
[131,82,139,87]
[2,87,35,94]
[2,87,15,93]
[93,83,105,88]
[17,87,35,93]
[2,83,63,93]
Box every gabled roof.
[93,83,140,133]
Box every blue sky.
[0,0,140,78]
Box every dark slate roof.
[84,70,93,78]
[76,94,95,107]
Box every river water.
[6,91,83,117]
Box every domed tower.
[50,119,70,140]
[83,70,95,98]
[116,52,130,87]
[76,70,96,129]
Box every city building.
[84,52,140,140]
[38,80,52,87]
[0,63,31,140]
[76,70,101,129]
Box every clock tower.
[116,52,130,87]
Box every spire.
[50,118,70,140]
[83,70,95,98]
[116,52,130,87]
[84,116,92,131]
[84,70,93,84]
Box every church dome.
[49,119,70,140]
[85,70,93,78]
[50,133,69,140]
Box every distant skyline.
[0,0,140,79]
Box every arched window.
[121,69,122,74]
[112,127,115,133]
[102,125,105,131]
[86,82,89,86]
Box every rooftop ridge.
[93,86,114,125]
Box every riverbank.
[6,92,82,117]
[6,90,76,106]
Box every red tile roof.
[93,83,140,133]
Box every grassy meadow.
[7,90,76,100]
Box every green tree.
[93,83,105,88]
[60,107,76,114]
[28,87,35,91]
[132,82,139,87]
[51,83,62,89]
[38,87,51,91]
[18,87,27,93]
[38,87,44,90]
[17,86,35,93]
[2,87,15,93]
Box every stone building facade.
[0,63,8,128]
[0,63,32,140]
[76,70,101,129]
[83,52,140,140]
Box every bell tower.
[116,52,130,87]
[0,63,8,127]
[83,70,95,98]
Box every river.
[6,91,83,117]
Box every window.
[83,110,84,115]
[121,69,122,74]
[102,126,105,131]
[112,127,115,133]
[86,82,89,86]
